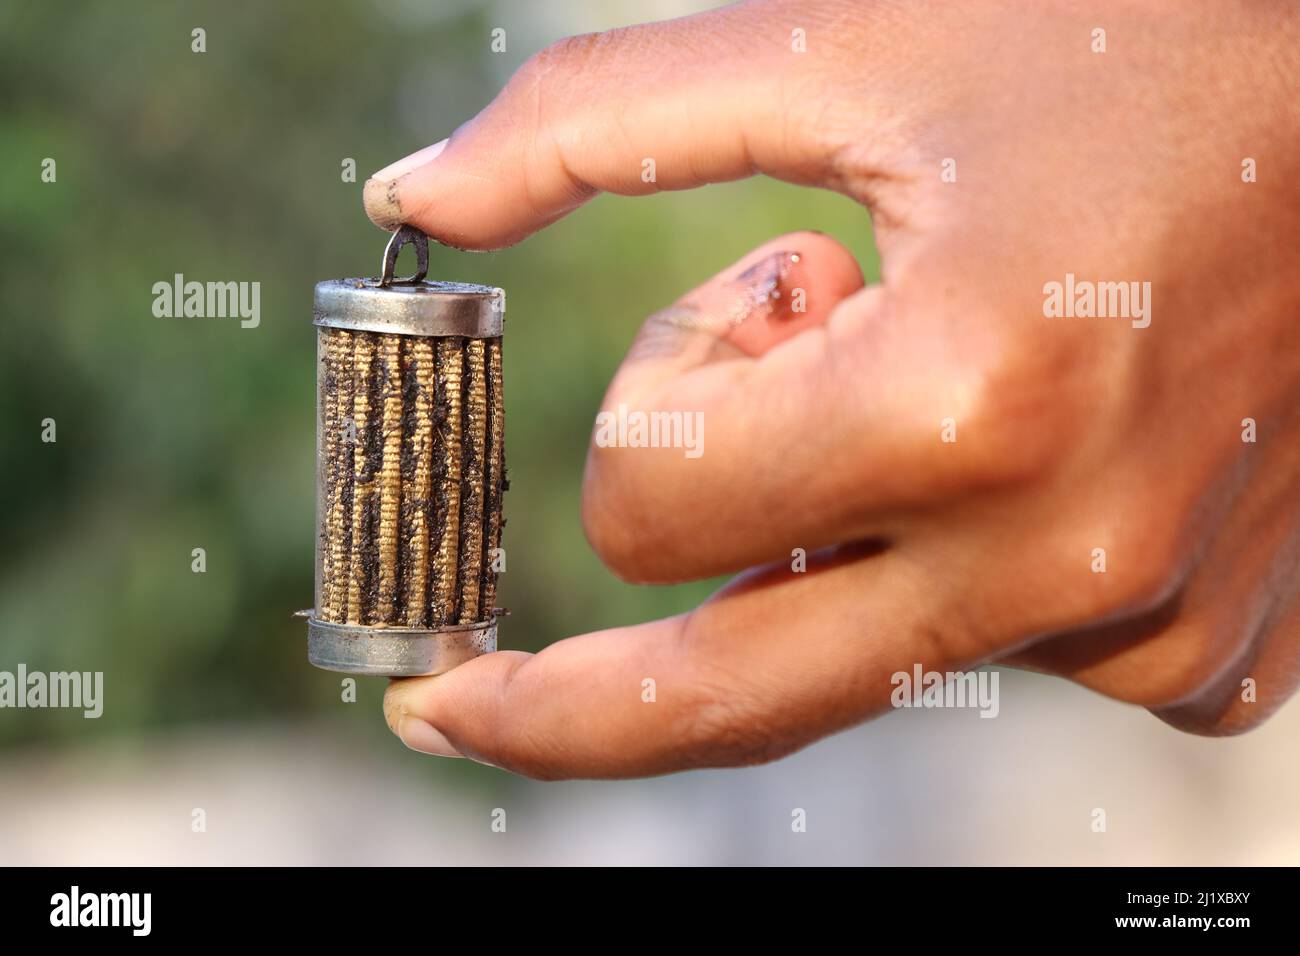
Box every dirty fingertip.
[363,176,405,231]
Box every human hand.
[373,0,1300,777]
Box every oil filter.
[306,225,505,676]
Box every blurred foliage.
[0,0,878,767]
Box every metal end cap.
[307,618,497,677]
[313,278,505,338]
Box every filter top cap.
[313,226,504,338]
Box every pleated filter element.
[306,226,506,676]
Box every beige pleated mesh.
[318,328,504,628]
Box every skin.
[369,0,1300,779]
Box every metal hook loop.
[379,224,430,287]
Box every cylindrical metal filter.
[306,226,505,676]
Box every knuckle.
[513,32,605,113]
[679,698,787,769]
[1146,605,1299,732]
[580,449,675,584]
[1081,493,1191,619]
[950,337,1088,490]
[517,34,583,84]
[1154,695,1274,737]
[580,459,636,580]
[670,665,793,769]
[881,273,1103,496]
[1105,635,1215,709]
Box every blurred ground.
[3,669,1297,866]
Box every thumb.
[363,3,886,248]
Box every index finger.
[362,2,896,248]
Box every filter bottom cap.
[307,618,497,677]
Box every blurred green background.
[5,1,1299,868]
[0,1,875,771]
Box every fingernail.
[363,138,448,230]
[398,715,464,758]
[372,138,449,180]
